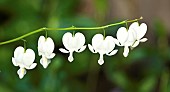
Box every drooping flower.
[38,36,55,68]
[129,22,148,48]
[88,34,118,65]
[115,22,147,57]
[12,46,37,79]
[59,32,86,62]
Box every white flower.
[88,34,118,65]
[129,22,148,48]
[59,32,86,62]
[115,22,147,57]
[38,36,55,68]
[12,46,37,79]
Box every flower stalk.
[0,17,143,45]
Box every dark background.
[0,0,170,92]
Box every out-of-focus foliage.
[0,0,170,92]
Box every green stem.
[0,17,142,45]
[45,30,48,39]
[103,29,106,39]
[125,20,128,29]
[21,39,27,52]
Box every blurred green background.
[0,0,170,92]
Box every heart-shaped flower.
[129,22,148,48]
[12,46,37,79]
[59,32,86,62]
[38,36,55,68]
[88,34,118,65]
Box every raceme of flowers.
[12,22,147,79]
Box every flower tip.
[68,56,74,62]
[40,57,50,69]
[123,53,128,57]
[42,65,48,69]
[17,68,26,79]
[123,51,128,57]
[98,59,104,65]
[19,75,24,79]
[42,62,49,69]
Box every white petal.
[68,51,74,62]
[137,23,147,40]
[125,28,137,46]
[106,49,118,56]
[14,46,24,58]
[26,63,37,70]
[46,53,55,59]
[92,34,103,51]
[45,37,55,54]
[112,38,121,46]
[59,48,69,53]
[38,36,45,56]
[17,68,26,79]
[40,57,50,68]
[23,49,35,67]
[140,38,148,42]
[14,46,24,64]
[123,46,129,57]
[129,22,139,31]
[76,45,86,53]
[98,53,104,65]
[132,40,140,48]
[104,36,115,53]
[74,32,86,49]
[116,27,128,45]
[12,57,18,66]
[88,44,96,53]
[62,32,73,50]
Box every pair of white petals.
[38,36,55,68]
[12,46,37,79]
[59,32,86,62]
[115,22,147,57]
[88,34,118,65]
[12,36,55,79]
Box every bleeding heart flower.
[129,22,148,48]
[38,36,55,68]
[88,34,118,65]
[59,32,86,62]
[12,46,37,79]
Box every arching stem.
[0,17,143,45]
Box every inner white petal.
[17,67,26,79]
[123,46,129,57]
[98,53,104,65]
[40,56,49,69]
[68,51,74,62]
